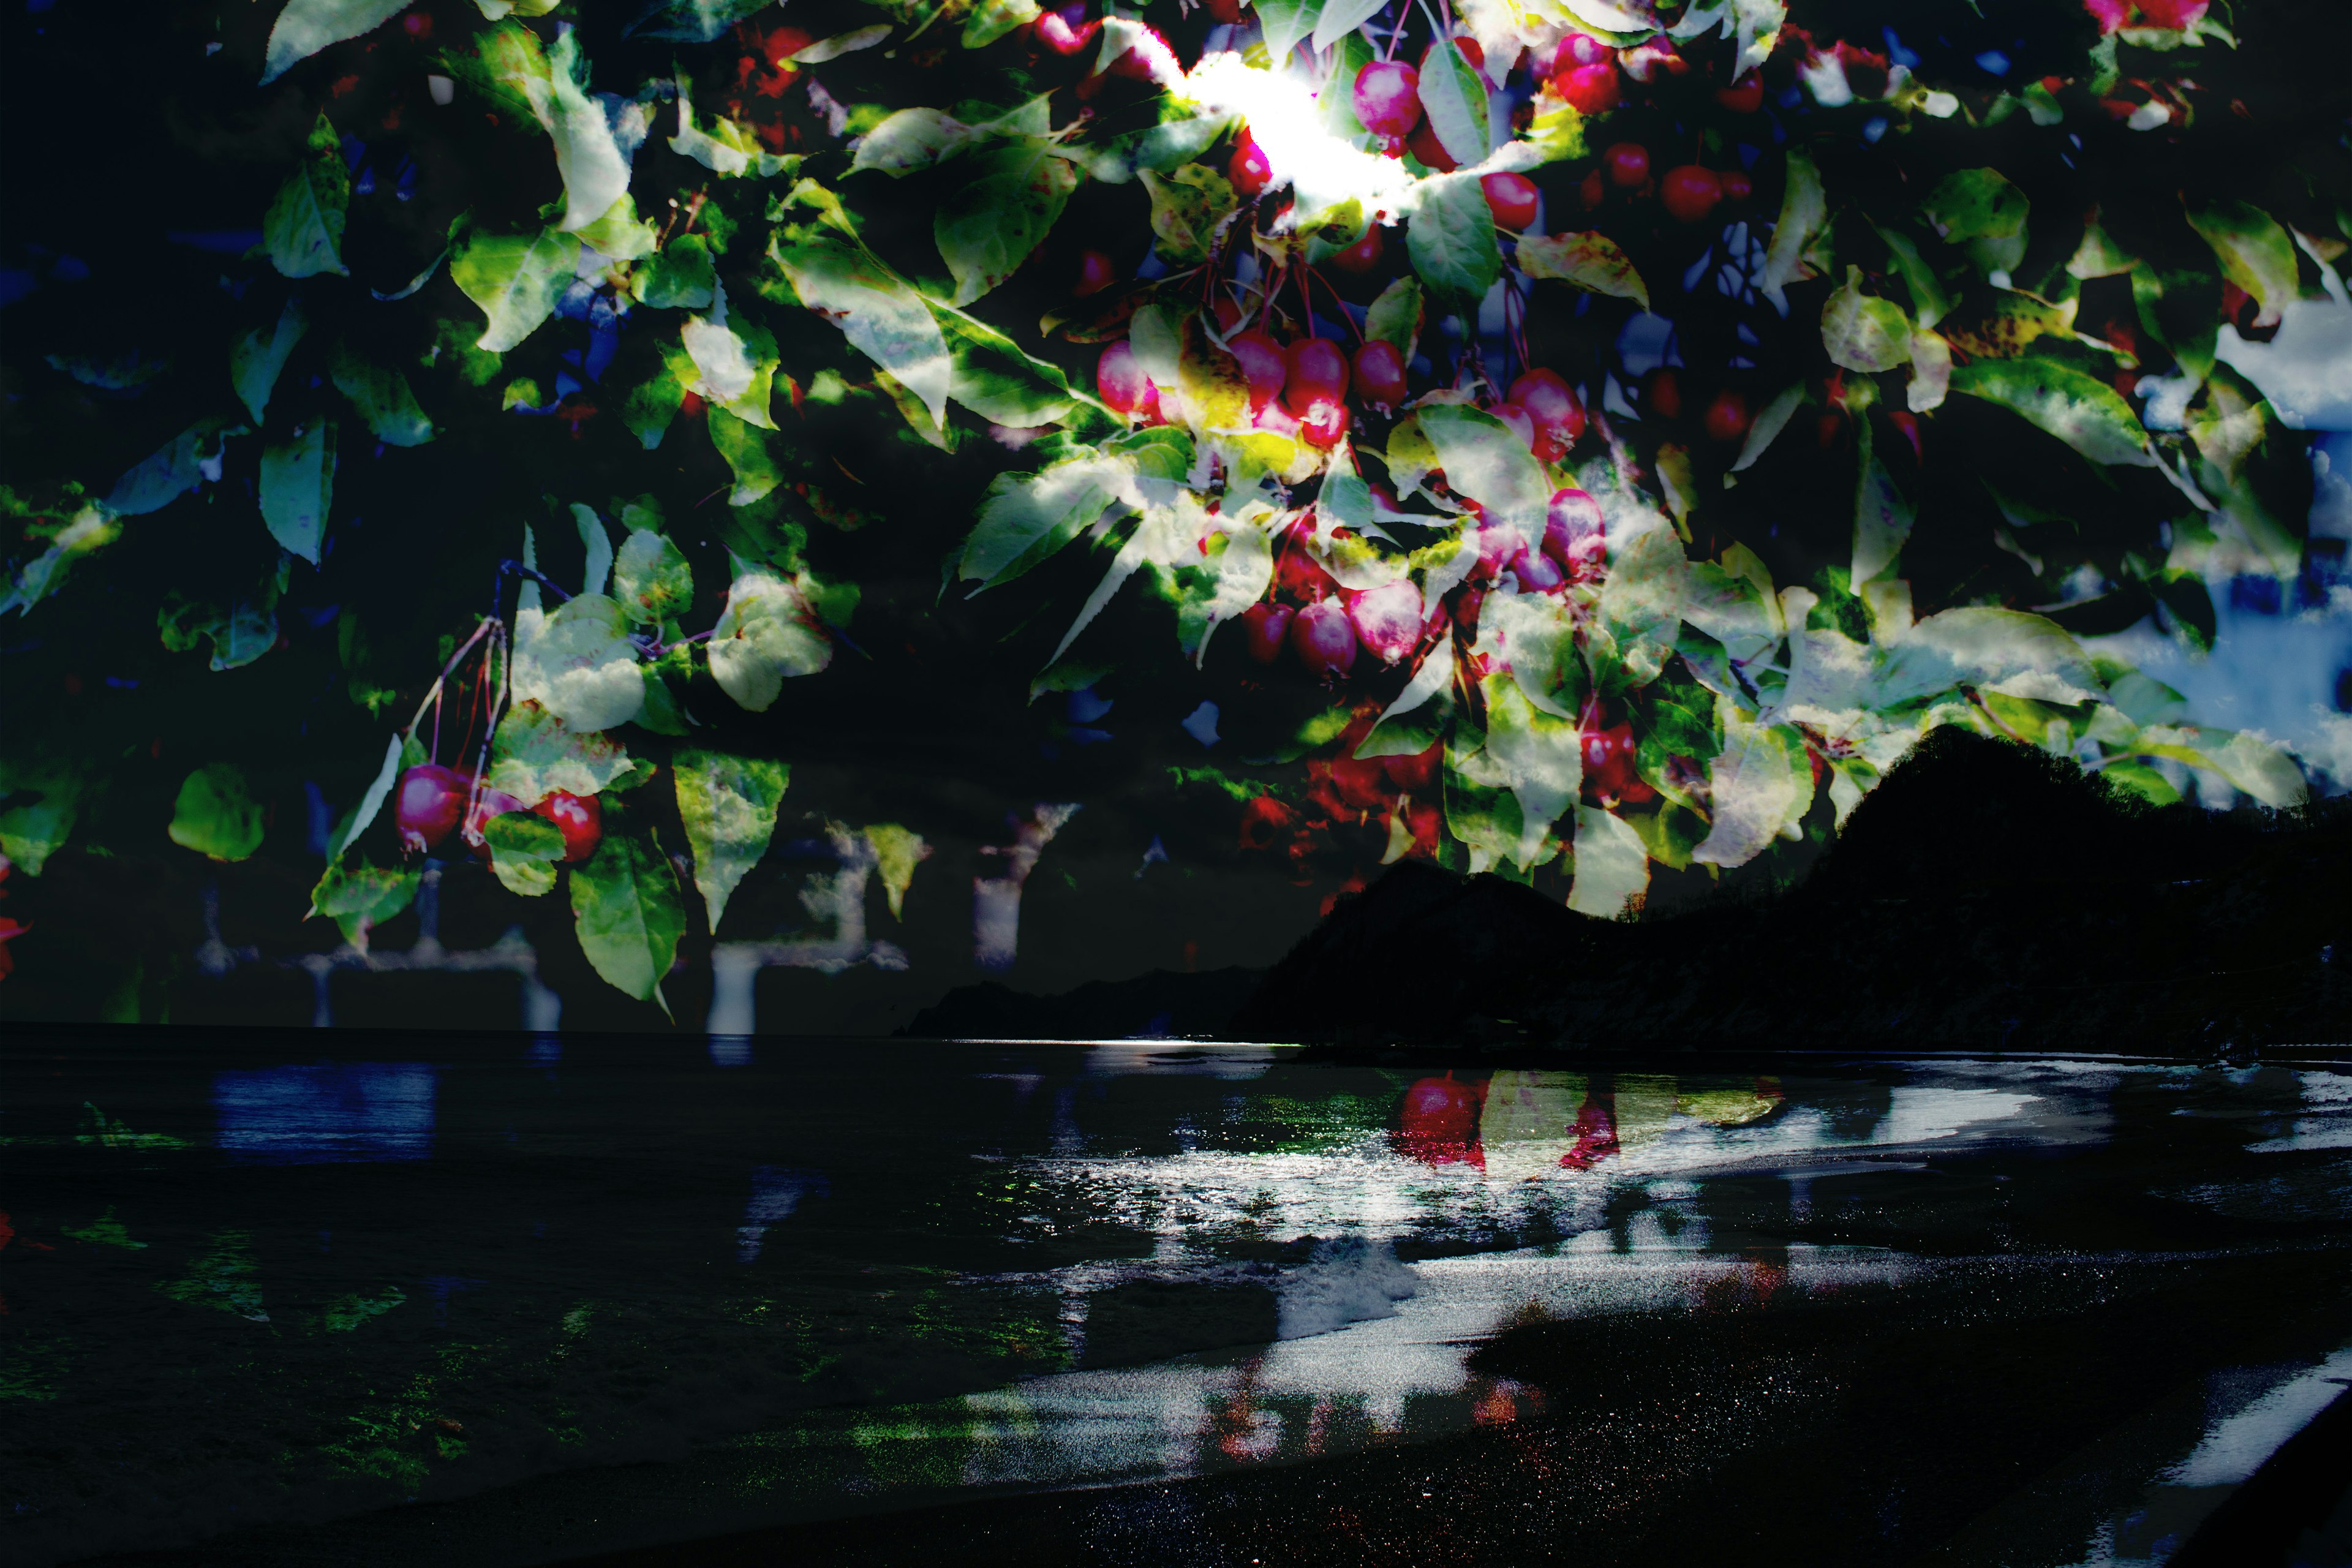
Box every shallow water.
[4,1034,2350,1566]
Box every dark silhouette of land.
[916,731,2351,1054]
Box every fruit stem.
[401,616,496,750]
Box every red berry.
[401,11,432,38]
[2136,0,2207,28]
[1213,296,1245,333]
[462,786,526,852]
[1715,77,1763,113]
[1703,388,1751,445]
[1277,535,1338,601]
[1481,172,1540,232]
[1406,119,1457,173]
[1284,337,1350,409]
[395,764,470,854]
[1473,521,1528,578]
[533,790,602,864]
[1353,339,1408,409]
[1488,400,1538,453]
[1035,7,1099,56]
[1644,369,1683,420]
[1384,742,1441,794]
[1238,794,1298,850]
[1254,399,1301,438]
[1604,141,1649,189]
[1290,598,1359,677]
[1887,410,1923,462]
[1579,169,1606,209]
[1106,26,1173,78]
[1659,165,1722,224]
[1352,61,1422,140]
[1329,753,1393,812]
[1548,31,1613,72]
[1074,249,1116,296]
[1096,339,1155,416]
[2083,0,2129,32]
[1452,37,1486,76]
[1509,369,1586,460]
[1229,132,1275,197]
[1346,580,1425,665]
[1556,61,1620,115]
[1230,329,1289,410]
[1516,547,1567,592]
[1717,169,1753,205]
[1205,0,1242,20]
[1296,397,1351,450]
[1241,601,1294,663]
[1330,226,1384,274]
[1544,487,1606,579]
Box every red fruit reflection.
[1394,1072,1487,1169]
[1559,1091,1619,1170]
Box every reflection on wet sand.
[2,1040,2349,1567]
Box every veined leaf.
[1760,148,1825,293]
[311,857,418,946]
[1365,274,1423,358]
[570,825,685,1010]
[451,226,580,352]
[486,700,637,805]
[510,595,647,732]
[107,424,224,517]
[1821,266,1912,373]
[1417,38,1491,169]
[709,566,832,711]
[574,194,660,261]
[852,107,975,177]
[2186,201,2300,329]
[1256,0,1320,59]
[330,346,434,446]
[1416,403,1548,531]
[1920,168,2028,243]
[674,750,789,932]
[960,450,1133,589]
[1948,357,2155,467]
[613,529,693,624]
[543,29,635,232]
[634,235,715,309]
[1872,222,1952,329]
[262,0,407,85]
[769,229,952,426]
[260,421,335,564]
[483,810,565,897]
[1141,164,1238,270]
[1691,712,1807,869]
[935,140,1079,306]
[625,0,769,42]
[1518,230,1650,309]
[708,407,783,504]
[168,765,266,862]
[935,305,1082,428]
[265,113,351,279]
[1480,675,1581,869]
[230,297,309,424]
[1406,174,1503,309]
[1728,382,1804,473]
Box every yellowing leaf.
[1517,230,1650,310]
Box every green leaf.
[934,140,1079,307]
[1567,805,1648,918]
[573,194,659,261]
[621,344,693,449]
[1872,222,1952,330]
[633,234,716,309]
[107,424,223,517]
[769,229,952,425]
[1948,357,2155,468]
[959,450,1133,589]
[1416,38,1490,168]
[1920,168,2029,244]
[570,826,685,1009]
[266,113,351,279]
[1141,164,1238,270]
[262,0,407,84]
[673,749,789,931]
[708,407,784,505]
[852,107,976,177]
[540,29,634,231]
[936,304,1083,427]
[1479,676,1581,869]
[709,566,832,711]
[511,594,647,732]
[311,857,417,946]
[865,823,929,918]
[1760,149,1825,293]
[625,0,769,42]
[230,297,309,424]
[1517,230,1650,310]
[1313,0,1387,52]
[484,810,565,897]
[2185,201,2301,329]
[964,0,1041,47]
[1255,0,1320,59]
[0,772,80,875]
[1851,434,1912,586]
[259,420,334,564]
[1728,382,1804,474]
[486,700,638,804]
[1821,266,1912,373]
[612,529,693,624]
[1407,175,1504,309]
[1365,275,1423,358]
[330,346,433,447]
[1691,713,1808,869]
[451,226,580,353]
[325,733,403,862]
[168,764,266,862]
[1416,404,1548,531]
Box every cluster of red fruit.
[394,764,601,864]
[1575,139,1754,225]
[1392,1072,1622,1172]
[2084,0,2207,32]
[723,20,816,153]
[1639,369,1756,447]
